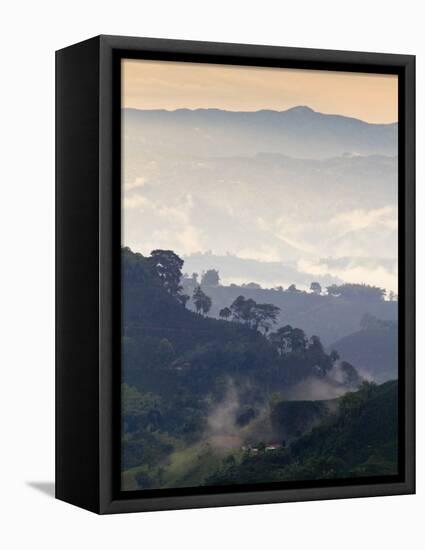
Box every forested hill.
[123,246,253,352]
[121,248,397,491]
[206,380,398,485]
[181,278,397,346]
[122,247,361,399]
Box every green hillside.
[122,247,355,398]
[121,247,396,491]
[206,381,398,486]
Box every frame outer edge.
[55,36,102,514]
[99,35,116,514]
[94,36,415,514]
[403,54,415,494]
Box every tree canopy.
[310,282,322,295]
[288,284,299,292]
[229,295,280,333]
[269,325,307,355]
[201,269,220,286]
[219,306,232,320]
[150,249,184,297]
[326,283,385,301]
[193,286,212,316]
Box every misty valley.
[121,247,398,491]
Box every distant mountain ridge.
[330,325,398,383]
[123,106,397,160]
[181,278,397,347]
[126,105,395,127]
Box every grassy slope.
[122,442,238,491]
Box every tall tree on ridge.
[193,286,212,316]
[150,249,184,297]
[201,269,220,286]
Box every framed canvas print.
[56,35,415,514]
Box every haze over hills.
[181,277,397,347]
[123,107,398,293]
[331,324,398,382]
[123,106,397,160]
[182,252,341,289]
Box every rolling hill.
[181,278,397,346]
[123,106,397,160]
[330,325,398,382]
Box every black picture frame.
[56,35,415,514]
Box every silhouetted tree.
[326,283,385,301]
[192,286,212,316]
[150,249,184,297]
[201,269,220,286]
[219,307,232,320]
[252,303,280,333]
[310,282,322,295]
[230,296,279,332]
[388,290,397,301]
[178,293,190,308]
[309,335,324,354]
[192,286,203,314]
[242,282,261,289]
[230,296,255,324]
[329,349,340,363]
[269,325,307,355]
[288,284,298,292]
[200,294,212,316]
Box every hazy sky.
[122,59,398,124]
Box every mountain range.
[123,106,397,161]
[123,106,398,293]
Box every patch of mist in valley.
[282,361,358,402]
[204,380,273,452]
[185,369,356,458]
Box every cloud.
[329,205,398,233]
[284,361,361,401]
[237,245,282,263]
[125,177,146,191]
[123,195,148,209]
[256,216,317,257]
[125,192,204,256]
[298,257,398,293]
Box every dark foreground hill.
[122,247,359,398]
[121,247,372,490]
[206,380,398,486]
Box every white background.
[1,1,423,548]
